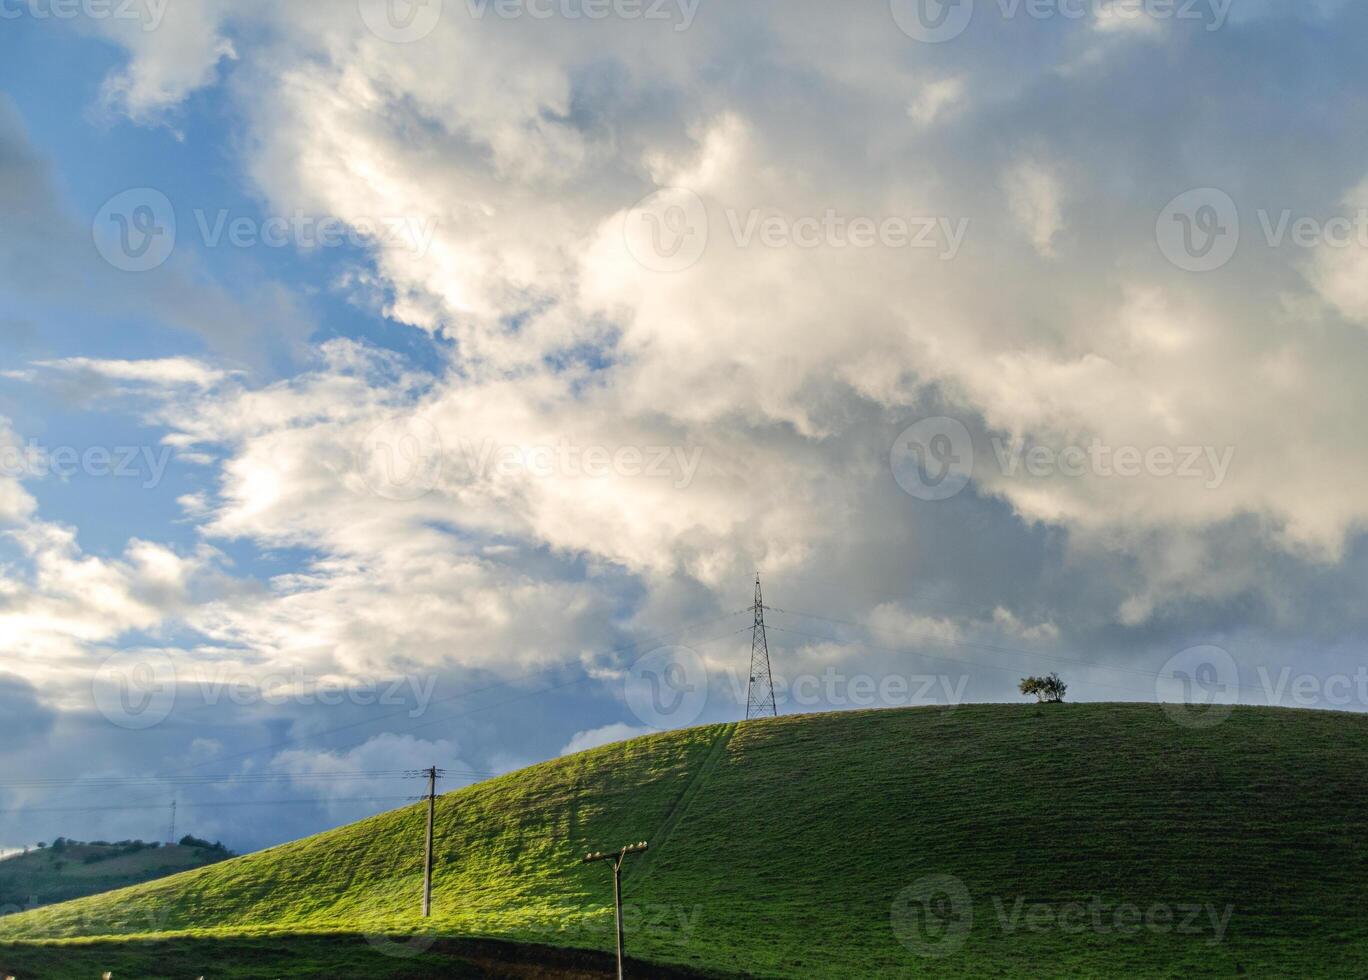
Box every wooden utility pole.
[582,842,649,979]
[422,766,438,918]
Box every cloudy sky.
[1,0,1367,852]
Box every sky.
[1,0,1367,853]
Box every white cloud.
[868,605,964,646]
[1309,177,1368,326]
[34,357,232,389]
[991,607,1060,643]
[89,0,239,122]
[1092,2,1166,36]
[0,419,38,525]
[560,723,652,756]
[1002,155,1067,258]
[24,0,1368,653]
[270,734,468,817]
[909,77,966,127]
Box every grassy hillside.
[0,840,231,912]
[3,703,1368,977]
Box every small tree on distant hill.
[1020,673,1067,703]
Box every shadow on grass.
[0,933,731,979]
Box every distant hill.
[2,704,1368,977]
[0,837,232,913]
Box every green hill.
[0,839,231,913]
[2,703,1368,977]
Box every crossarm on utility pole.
[581,843,649,980]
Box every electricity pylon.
[746,574,777,720]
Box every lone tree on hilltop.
[1020,673,1067,703]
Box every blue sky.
[2,0,1368,853]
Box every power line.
[0,770,495,790]
[97,623,742,819]
[0,610,753,825]
[141,607,751,782]
[0,797,420,815]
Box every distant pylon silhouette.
[746,574,777,720]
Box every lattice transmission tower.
[746,574,777,720]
